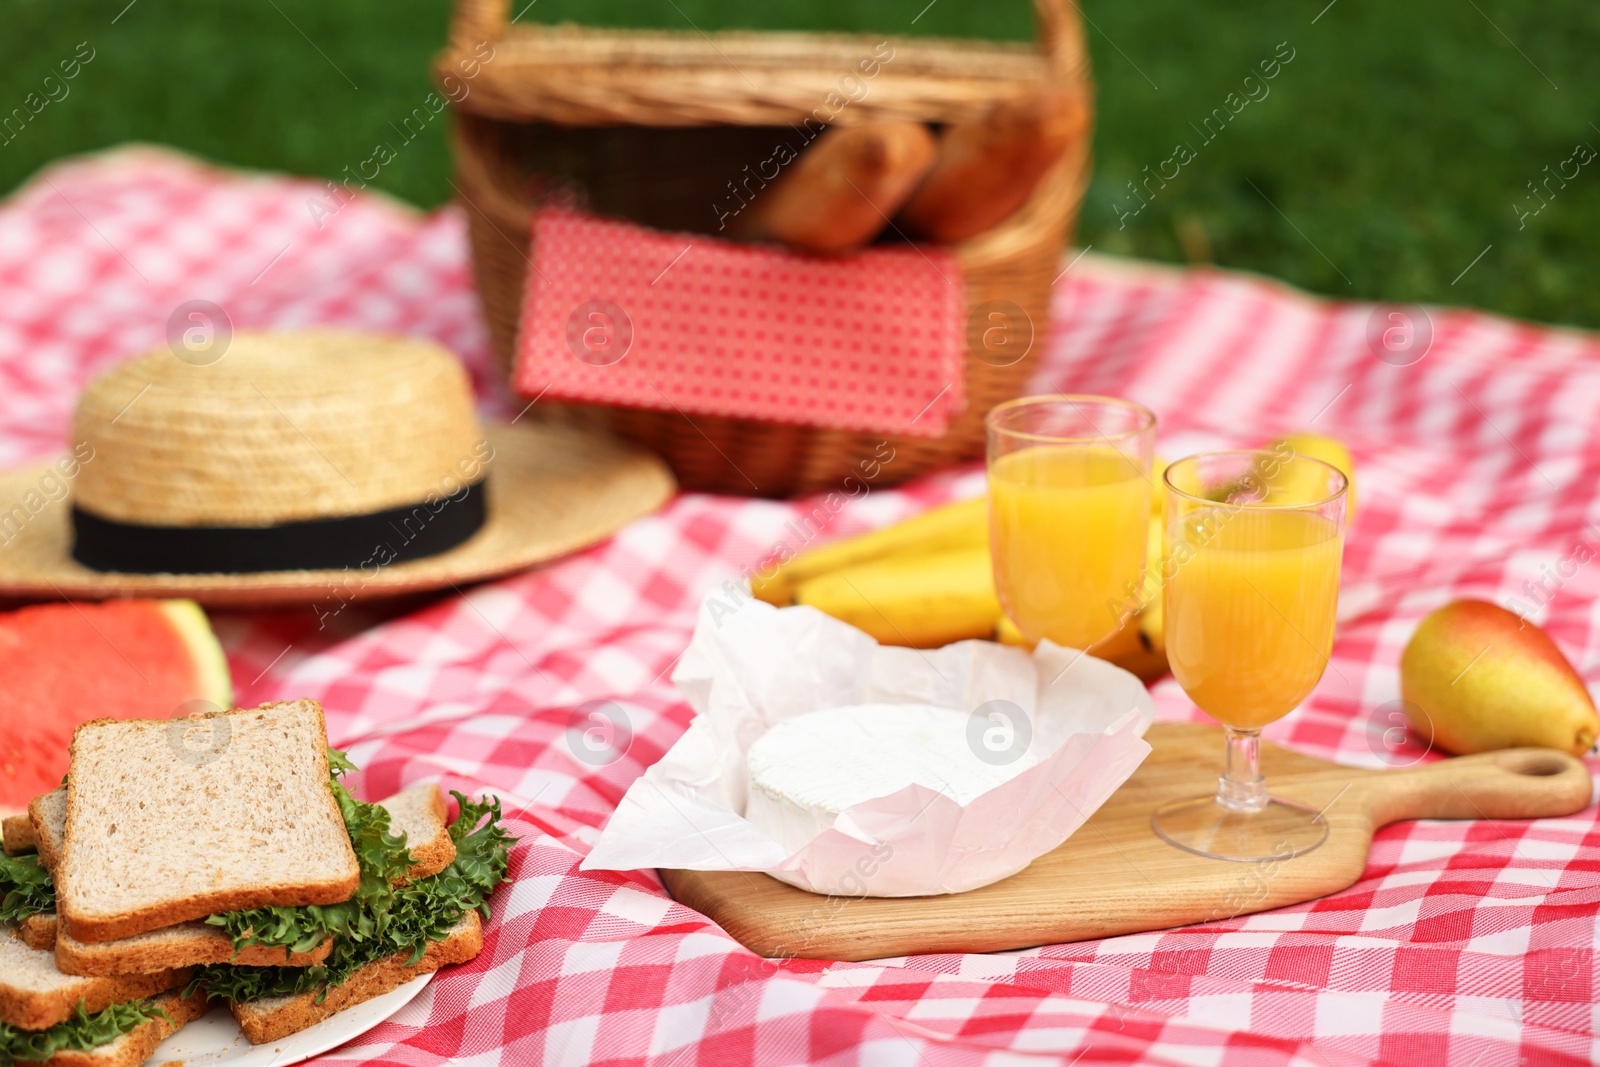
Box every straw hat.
[0,330,674,607]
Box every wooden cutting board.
[660,722,1593,962]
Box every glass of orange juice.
[986,395,1157,652]
[1153,449,1348,862]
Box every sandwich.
[0,931,204,1067]
[32,781,456,977]
[2,698,514,1061]
[27,702,358,976]
[1,855,203,1067]
[201,770,510,1043]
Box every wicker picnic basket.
[436,0,1093,497]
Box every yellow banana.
[753,496,987,606]
[995,614,1030,648]
[1112,627,1169,682]
[995,606,1168,681]
[1137,514,1166,655]
[770,490,1173,680]
[794,545,1000,648]
[995,518,1168,681]
[1266,433,1357,523]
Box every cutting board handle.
[1366,747,1594,826]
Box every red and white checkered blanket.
[3,147,1598,1067]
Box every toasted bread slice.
[230,910,484,1045]
[386,783,455,883]
[20,912,58,950]
[57,700,360,945]
[29,788,67,871]
[38,988,207,1067]
[0,927,189,1032]
[3,810,35,854]
[55,922,333,978]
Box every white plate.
[148,973,434,1067]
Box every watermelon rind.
[155,599,234,710]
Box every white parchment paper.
[583,598,1155,897]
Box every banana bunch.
[751,497,1001,650]
[750,495,1167,679]
[751,432,1354,685]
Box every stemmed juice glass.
[986,396,1157,652]
[1153,450,1348,862]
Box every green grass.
[3,1,1597,326]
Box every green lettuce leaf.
[204,752,413,956]
[192,790,515,1004]
[0,1000,168,1063]
[0,853,54,923]
[327,747,358,779]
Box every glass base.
[1151,794,1328,863]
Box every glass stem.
[1216,727,1269,812]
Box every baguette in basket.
[900,89,1088,243]
[730,122,936,254]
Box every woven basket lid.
[73,330,487,527]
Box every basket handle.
[450,0,509,46]
[1032,0,1086,78]
[451,0,1084,75]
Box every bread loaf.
[731,122,936,254]
[898,89,1087,243]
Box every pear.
[1399,599,1599,756]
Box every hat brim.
[0,422,674,608]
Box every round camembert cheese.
[744,703,1039,855]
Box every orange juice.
[989,445,1150,649]
[1165,509,1342,728]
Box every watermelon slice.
[0,599,233,811]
